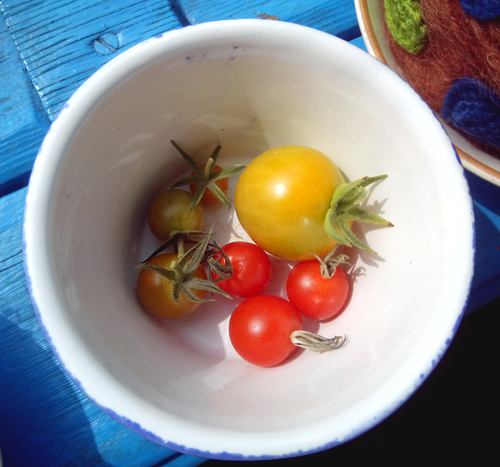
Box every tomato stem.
[138,228,233,304]
[177,236,185,257]
[313,247,350,279]
[205,156,216,179]
[170,140,202,174]
[290,330,347,353]
[206,248,233,282]
[140,230,205,263]
[170,140,245,208]
[323,175,393,253]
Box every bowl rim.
[23,18,475,460]
[354,0,500,187]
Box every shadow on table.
[0,314,108,466]
[466,171,500,213]
[465,171,500,312]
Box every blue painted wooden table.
[0,1,498,465]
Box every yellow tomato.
[235,146,344,260]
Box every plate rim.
[355,0,500,186]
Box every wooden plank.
[159,454,205,467]
[0,17,46,138]
[350,35,366,51]
[0,16,49,195]
[465,172,500,312]
[0,124,47,196]
[1,0,182,119]
[1,0,360,123]
[178,0,360,39]
[0,1,361,195]
[0,188,187,466]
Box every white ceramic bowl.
[24,20,474,459]
[354,0,500,186]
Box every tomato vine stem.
[171,140,245,208]
[138,228,233,304]
[290,331,348,353]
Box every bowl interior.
[29,21,473,457]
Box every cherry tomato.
[287,260,350,321]
[229,295,303,367]
[148,189,204,240]
[136,253,206,319]
[171,140,243,207]
[189,164,229,206]
[213,242,272,298]
[235,146,344,260]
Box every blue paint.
[180,0,360,40]
[0,315,106,466]
[0,18,50,196]
[1,0,497,463]
[460,0,500,20]
[466,192,500,312]
[1,168,31,198]
[441,78,500,149]
[2,0,181,119]
[350,35,367,51]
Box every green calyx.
[171,140,245,208]
[140,230,204,264]
[139,228,232,304]
[323,175,393,254]
[384,0,427,55]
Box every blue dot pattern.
[460,0,500,20]
[441,78,500,149]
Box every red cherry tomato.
[229,295,303,367]
[213,242,272,298]
[286,260,350,321]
